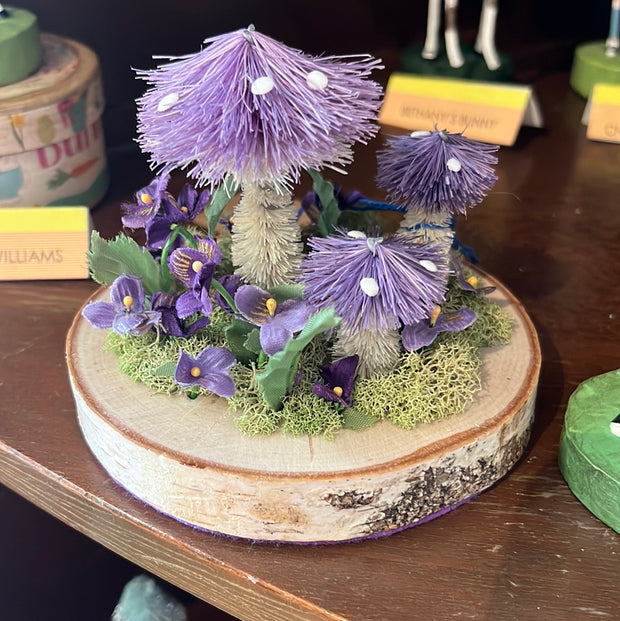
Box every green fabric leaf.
[151,361,177,377]
[225,318,258,365]
[206,175,239,237]
[88,231,163,295]
[256,308,341,411]
[243,328,262,355]
[269,283,304,303]
[308,168,340,237]
[341,407,378,431]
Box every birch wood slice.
[66,273,541,543]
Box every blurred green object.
[570,41,620,98]
[558,369,620,533]
[111,575,187,621]
[400,43,514,82]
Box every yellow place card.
[583,84,620,143]
[378,73,543,146]
[0,206,91,281]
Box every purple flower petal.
[235,285,272,325]
[435,308,477,332]
[82,301,116,329]
[174,346,236,398]
[401,322,438,351]
[259,322,294,356]
[169,247,216,287]
[176,290,203,319]
[109,275,146,311]
[312,382,349,407]
[270,299,310,334]
[214,274,242,313]
[112,310,161,336]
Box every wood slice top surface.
[66,272,541,480]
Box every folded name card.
[582,83,620,143]
[0,206,91,280]
[379,73,543,146]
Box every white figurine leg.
[422,0,442,60]
[606,0,620,57]
[444,0,465,68]
[475,0,501,70]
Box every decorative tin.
[0,33,108,207]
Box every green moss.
[443,276,513,348]
[103,273,513,437]
[352,332,481,429]
[228,363,282,435]
[281,389,343,439]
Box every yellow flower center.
[466,275,478,288]
[180,205,188,213]
[140,192,153,205]
[333,386,344,397]
[190,366,201,378]
[266,297,277,317]
[430,305,441,327]
[192,260,203,273]
[122,295,133,310]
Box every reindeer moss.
[103,277,513,437]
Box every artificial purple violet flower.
[136,26,383,189]
[174,346,236,398]
[121,173,171,229]
[299,229,449,332]
[82,275,161,336]
[234,284,310,356]
[376,129,499,215]
[402,306,477,351]
[168,239,221,318]
[144,183,211,251]
[451,256,496,295]
[151,292,210,337]
[312,355,359,408]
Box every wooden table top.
[1,73,618,620]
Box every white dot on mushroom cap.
[251,76,274,95]
[306,70,329,90]
[410,130,432,139]
[446,157,462,172]
[347,230,367,239]
[360,277,379,297]
[420,260,438,272]
[157,93,179,112]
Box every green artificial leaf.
[225,318,258,365]
[341,407,378,431]
[256,308,341,411]
[243,328,262,355]
[269,283,304,303]
[206,175,239,237]
[88,231,163,295]
[308,168,340,237]
[151,361,177,378]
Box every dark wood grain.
[1,73,618,620]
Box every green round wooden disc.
[559,369,620,533]
[570,41,620,99]
[400,43,514,82]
